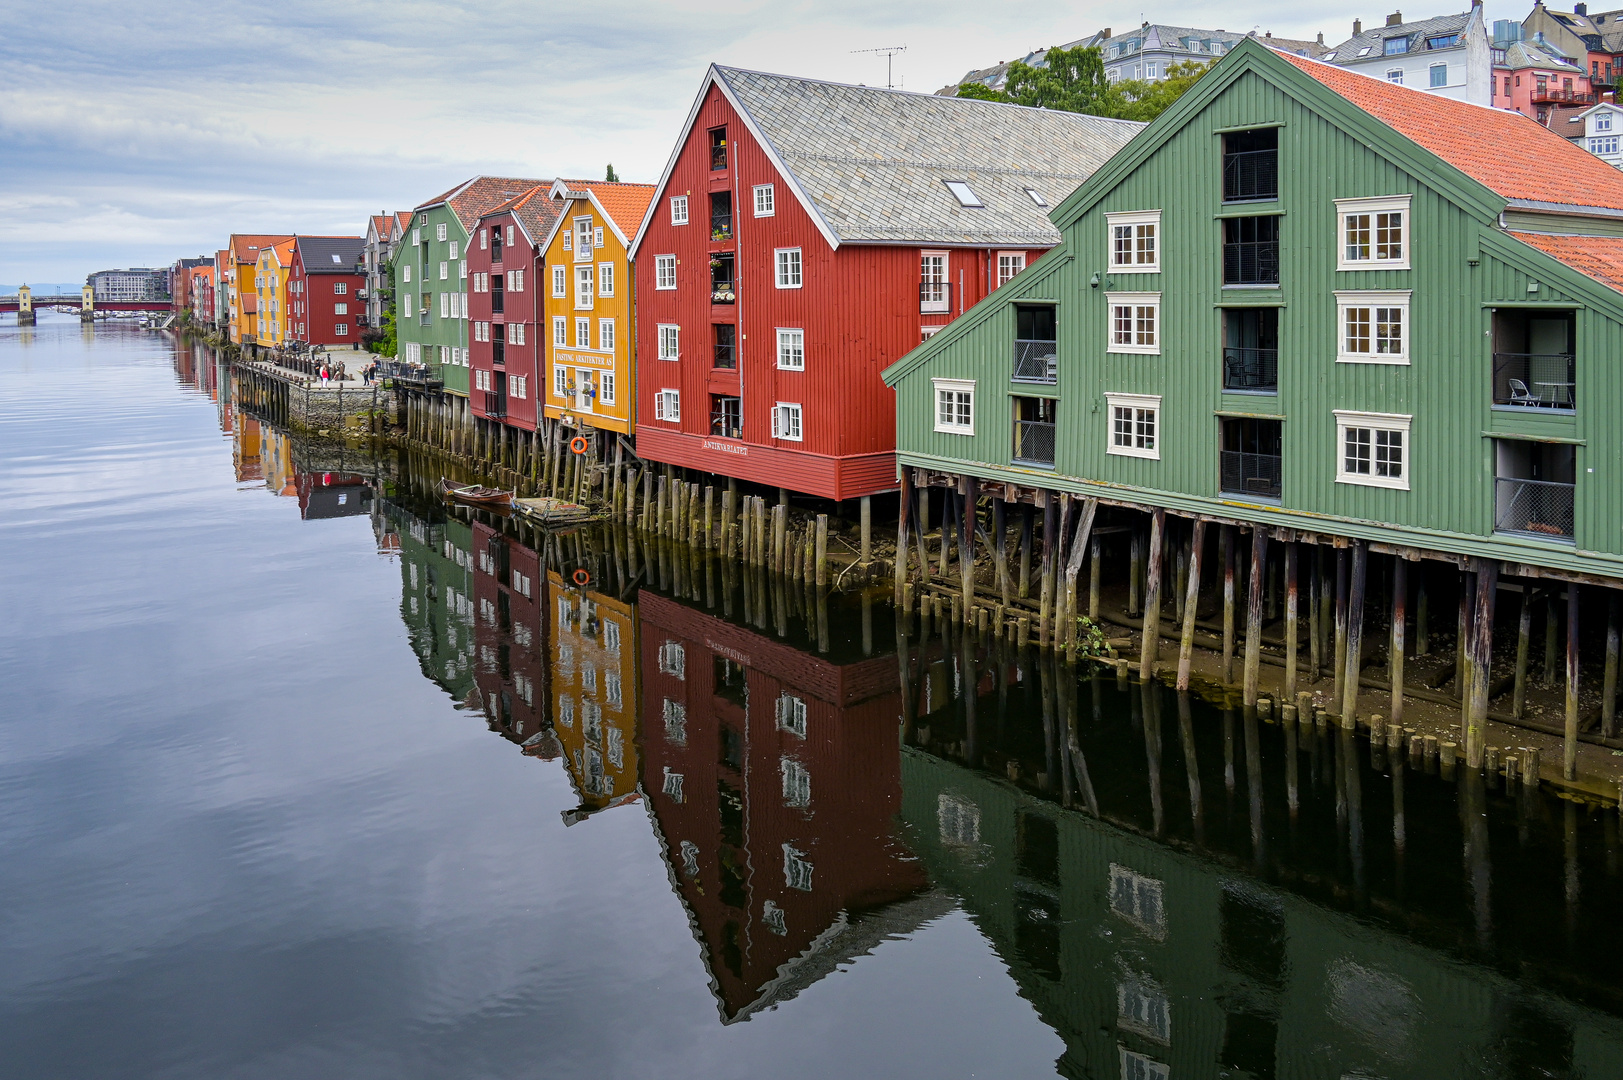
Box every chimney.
[1317,32,1325,44]
[1576,2,1588,14]
[1387,11,1404,27]
[1354,19,1363,35]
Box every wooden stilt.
[1514,586,1534,720]
[1332,548,1348,708]
[815,513,829,588]
[938,488,954,579]
[915,480,931,582]
[959,478,978,618]
[895,470,914,605]
[1018,505,1033,600]
[1566,586,1581,781]
[1062,499,1097,658]
[860,495,872,569]
[1177,519,1207,692]
[704,486,715,549]
[1221,525,1236,684]
[1284,542,1300,704]
[1174,529,1188,624]
[1340,541,1367,729]
[994,498,1010,609]
[1089,536,1101,621]
[1128,530,1143,617]
[1545,588,1560,688]
[1051,494,1074,641]
[1243,526,1268,706]
[1308,546,1322,679]
[1141,508,1166,681]
[1458,574,1472,702]
[1390,557,1407,725]
[1468,558,1500,770]
[1606,592,1620,739]
[1414,564,1430,656]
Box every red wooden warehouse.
[468,184,558,432]
[287,236,366,347]
[629,65,1141,501]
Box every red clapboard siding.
[469,209,544,431]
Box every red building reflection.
[637,588,932,1021]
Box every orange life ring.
[572,568,591,586]
[569,436,589,455]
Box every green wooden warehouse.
[881,39,1623,774]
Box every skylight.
[944,180,984,208]
[331,254,342,263]
[1024,187,1048,207]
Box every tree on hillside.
[955,47,1211,123]
[605,163,619,182]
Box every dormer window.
[944,180,983,208]
[1385,36,1409,55]
[1599,113,1614,132]
[1426,34,1460,49]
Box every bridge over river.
[1,285,173,324]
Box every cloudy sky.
[2,1,1518,283]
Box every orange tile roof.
[417,176,550,231]
[480,184,559,246]
[1510,231,1623,294]
[555,180,657,239]
[231,234,290,263]
[1276,50,1623,211]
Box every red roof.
[1277,50,1623,211]
[553,180,657,241]
[1510,231,1623,294]
[417,175,550,231]
[231,233,290,264]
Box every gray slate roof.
[1500,40,1587,74]
[1323,11,1472,64]
[716,66,1144,247]
[295,235,365,273]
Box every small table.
[1534,381,1574,407]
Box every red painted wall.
[634,83,1050,500]
[469,210,544,432]
[288,250,364,347]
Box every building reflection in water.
[896,622,1623,1080]
[638,582,939,1021]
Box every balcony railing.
[1013,420,1056,466]
[1220,451,1282,499]
[1223,149,1279,202]
[1012,339,1057,383]
[1223,346,1279,392]
[1492,352,1575,409]
[491,292,504,315]
[1531,87,1597,105]
[1224,242,1279,285]
[484,391,506,419]
[920,281,952,313]
[1495,477,1574,539]
[710,280,736,304]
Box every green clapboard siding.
[883,39,1623,580]
[393,207,471,397]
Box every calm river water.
[5,315,1623,1079]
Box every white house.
[1323,7,1494,104]
[1578,100,1623,167]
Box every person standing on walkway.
[320,364,330,387]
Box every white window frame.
[657,323,679,360]
[670,195,688,225]
[448,241,458,260]
[920,250,949,313]
[552,316,566,346]
[506,225,514,246]
[593,227,604,249]
[655,389,680,422]
[554,365,568,398]
[599,370,616,405]
[654,254,676,290]
[1598,113,1614,132]
[776,327,804,370]
[575,317,590,349]
[933,377,975,435]
[575,265,594,310]
[753,183,775,216]
[1336,195,1412,271]
[510,322,524,345]
[996,251,1027,287]
[510,374,526,399]
[551,265,566,297]
[1106,292,1161,354]
[1106,392,1161,460]
[598,262,614,297]
[1106,210,1161,273]
[1335,410,1412,490]
[598,317,615,352]
[772,402,803,441]
[775,247,803,289]
[439,261,448,280]
[1336,290,1411,364]
[436,222,447,242]
[509,268,523,292]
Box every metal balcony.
[1492,352,1575,410]
[1223,149,1278,202]
[1495,477,1574,540]
[1013,420,1055,466]
[1220,450,1282,499]
[1223,346,1279,392]
[1012,339,1057,384]
[1223,241,1279,285]
[1531,86,1597,105]
[484,390,506,419]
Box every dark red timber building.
[469,520,553,750]
[629,66,1142,502]
[468,185,559,433]
[637,589,941,1019]
[287,236,366,347]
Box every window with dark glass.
[1223,216,1280,285]
[1222,307,1278,392]
[710,394,742,438]
[490,225,503,262]
[1013,304,1057,383]
[491,271,505,313]
[713,323,737,368]
[1220,417,1282,499]
[491,321,505,366]
[710,127,728,170]
[1013,396,1056,466]
[709,191,732,241]
[1222,128,1278,202]
[710,253,735,304]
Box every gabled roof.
[634,65,1144,255]
[1250,31,1330,59]
[294,235,364,273]
[1323,11,1474,64]
[415,175,551,232]
[473,183,554,249]
[545,179,656,249]
[1279,50,1623,212]
[370,214,392,237]
[230,234,289,265]
[260,237,296,268]
[1498,39,1586,72]
[1510,231,1623,293]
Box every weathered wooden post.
[1466,558,1499,770]
[895,470,914,605]
[1566,585,1581,781]
[1221,525,1236,683]
[1514,586,1535,719]
[1063,499,1097,657]
[1390,556,1407,725]
[1339,541,1367,729]
[1038,494,1057,648]
[1141,508,1166,680]
[1019,505,1033,600]
[1243,526,1268,706]
[1051,494,1074,640]
[915,480,931,583]
[1332,547,1349,708]
[1545,588,1561,688]
[860,494,872,570]
[1284,542,1300,703]
[938,487,955,579]
[1089,535,1101,621]
[815,513,829,587]
[773,502,787,573]
[994,498,1010,608]
[1177,519,1207,692]
[704,486,716,550]
[1414,564,1430,656]
[1606,591,1620,739]
[959,478,978,619]
[1128,530,1143,617]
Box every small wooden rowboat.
[438,477,513,508]
[513,496,602,527]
